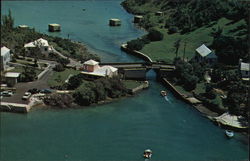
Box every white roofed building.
[4,72,21,87]
[195,44,217,64]
[1,46,11,71]
[24,38,52,56]
[239,59,250,80]
[81,60,118,79]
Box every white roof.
[24,42,36,48]
[24,38,49,48]
[196,44,212,57]
[5,72,21,78]
[83,59,99,65]
[100,65,118,73]
[240,62,250,71]
[18,25,28,28]
[135,15,143,18]
[49,23,60,26]
[35,38,49,46]
[1,46,10,56]
[81,65,117,77]
[110,18,120,21]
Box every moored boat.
[160,90,167,96]
[143,149,152,159]
[225,130,234,138]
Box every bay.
[1,1,248,161]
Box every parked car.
[40,89,52,94]
[0,91,13,97]
[28,88,40,94]
[22,92,32,100]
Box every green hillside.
[122,0,248,63]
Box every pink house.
[83,59,99,72]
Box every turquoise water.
[1,1,249,161]
[2,0,145,62]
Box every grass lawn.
[9,66,42,76]
[123,80,143,89]
[173,81,206,96]
[174,85,191,96]
[194,82,206,94]
[140,18,246,63]
[47,68,81,87]
[211,95,226,110]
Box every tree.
[127,39,145,51]
[210,26,223,39]
[2,9,14,30]
[174,39,181,58]
[53,63,65,72]
[73,82,97,106]
[147,29,163,41]
[43,93,73,108]
[67,74,84,90]
[21,66,37,82]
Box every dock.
[1,102,30,113]
[1,96,44,113]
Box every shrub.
[58,57,70,66]
[43,93,73,108]
[141,35,150,44]
[53,63,65,72]
[147,29,163,41]
[168,26,178,34]
[180,26,191,34]
[205,90,216,99]
[127,39,145,51]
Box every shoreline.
[31,81,149,111]
[119,4,249,133]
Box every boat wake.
[164,96,171,103]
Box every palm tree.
[174,39,181,58]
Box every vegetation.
[122,0,248,63]
[123,80,144,89]
[43,93,74,108]
[20,66,37,82]
[72,76,128,106]
[47,68,81,88]
[122,0,249,120]
[147,28,163,41]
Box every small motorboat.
[225,130,234,138]
[160,90,167,96]
[143,149,152,159]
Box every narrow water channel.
[1,0,248,161]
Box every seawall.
[121,44,153,62]
[0,102,29,113]
[161,78,219,117]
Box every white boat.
[143,149,152,159]
[225,130,234,138]
[160,90,167,96]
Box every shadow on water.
[146,69,157,81]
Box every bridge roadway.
[99,62,175,70]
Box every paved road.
[51,47,82,67]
